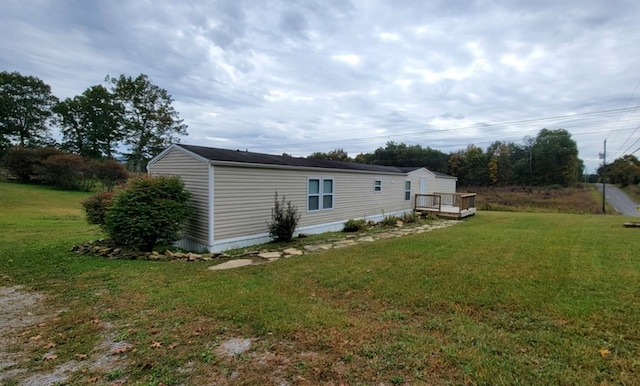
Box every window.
[308,178,334,211]
[374,179,382,192]
[405,180,411,200]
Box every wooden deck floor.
[415,205,476,219]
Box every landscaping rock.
[282,248,303,256]
[258,251,282,260]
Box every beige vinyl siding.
[212,165,410,240]
[147,148,210,245]
[407,169,457,196]
[430,177,457,194]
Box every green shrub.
[421,212,439,220]
[380,215,400,227]
[343,219,368,232]
[267,192,300,242]
[401,211,417,223]
[82,191,115,226]
[104,175,193,252]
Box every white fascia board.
[148,144,211,169]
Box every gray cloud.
[1,0,640,169]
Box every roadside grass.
[623,184,640,204]
[470,184,618,214]
[1,181,640,384]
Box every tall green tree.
[54,85,124,159]
[107,74,187,172]
[0,71,58,155]
[448,144,489,186]
[487,141,514,185]
[531,129,580,186]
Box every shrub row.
[343,211,429,232]
[2,146,128,191]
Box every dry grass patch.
[469,185,616,214]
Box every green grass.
[1,181,640,384]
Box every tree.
[355,141,449,172]
[0,71,58,155]
[604,155,640,187]
[531,129,580,186]
[308,148,351,162]
[103,175,193,251]
[107,74,187,172]
[487,141,514,185]
[447,145,488,186]
[54,85,124,159]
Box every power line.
[246,106,640,150]
[612,78,640,158]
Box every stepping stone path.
[209,220,460,271]
[208,259,254,270]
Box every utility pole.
[599,139,607,213]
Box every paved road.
[594,183,640,217]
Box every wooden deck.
[414,193,477,219]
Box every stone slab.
[258,251,282,259]
[208,259,254,270]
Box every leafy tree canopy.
[355,141,449,173]
[107,74,187,172]
[0,71,58,155]
[54,84,124,159]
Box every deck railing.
[434,192,477,210]
[414,194,441,211]
[414,193,477,216]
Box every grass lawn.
[1,181,639,385]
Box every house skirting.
[175,209,412,253]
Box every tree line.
[310,129,592,187]
[0,71,187,172]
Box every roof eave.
[210,160,407,175]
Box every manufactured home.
[148,144,475,252]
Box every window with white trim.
[308,178,334,211]
[405,180,411,200]
[374,179,382,192]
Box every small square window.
[374,180,382,192]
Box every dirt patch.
[215,338,255,357]
[0,286,130,385]
[0,286,48,381]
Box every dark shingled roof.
[178,144,421,174]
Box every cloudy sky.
[2,0,640,172]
